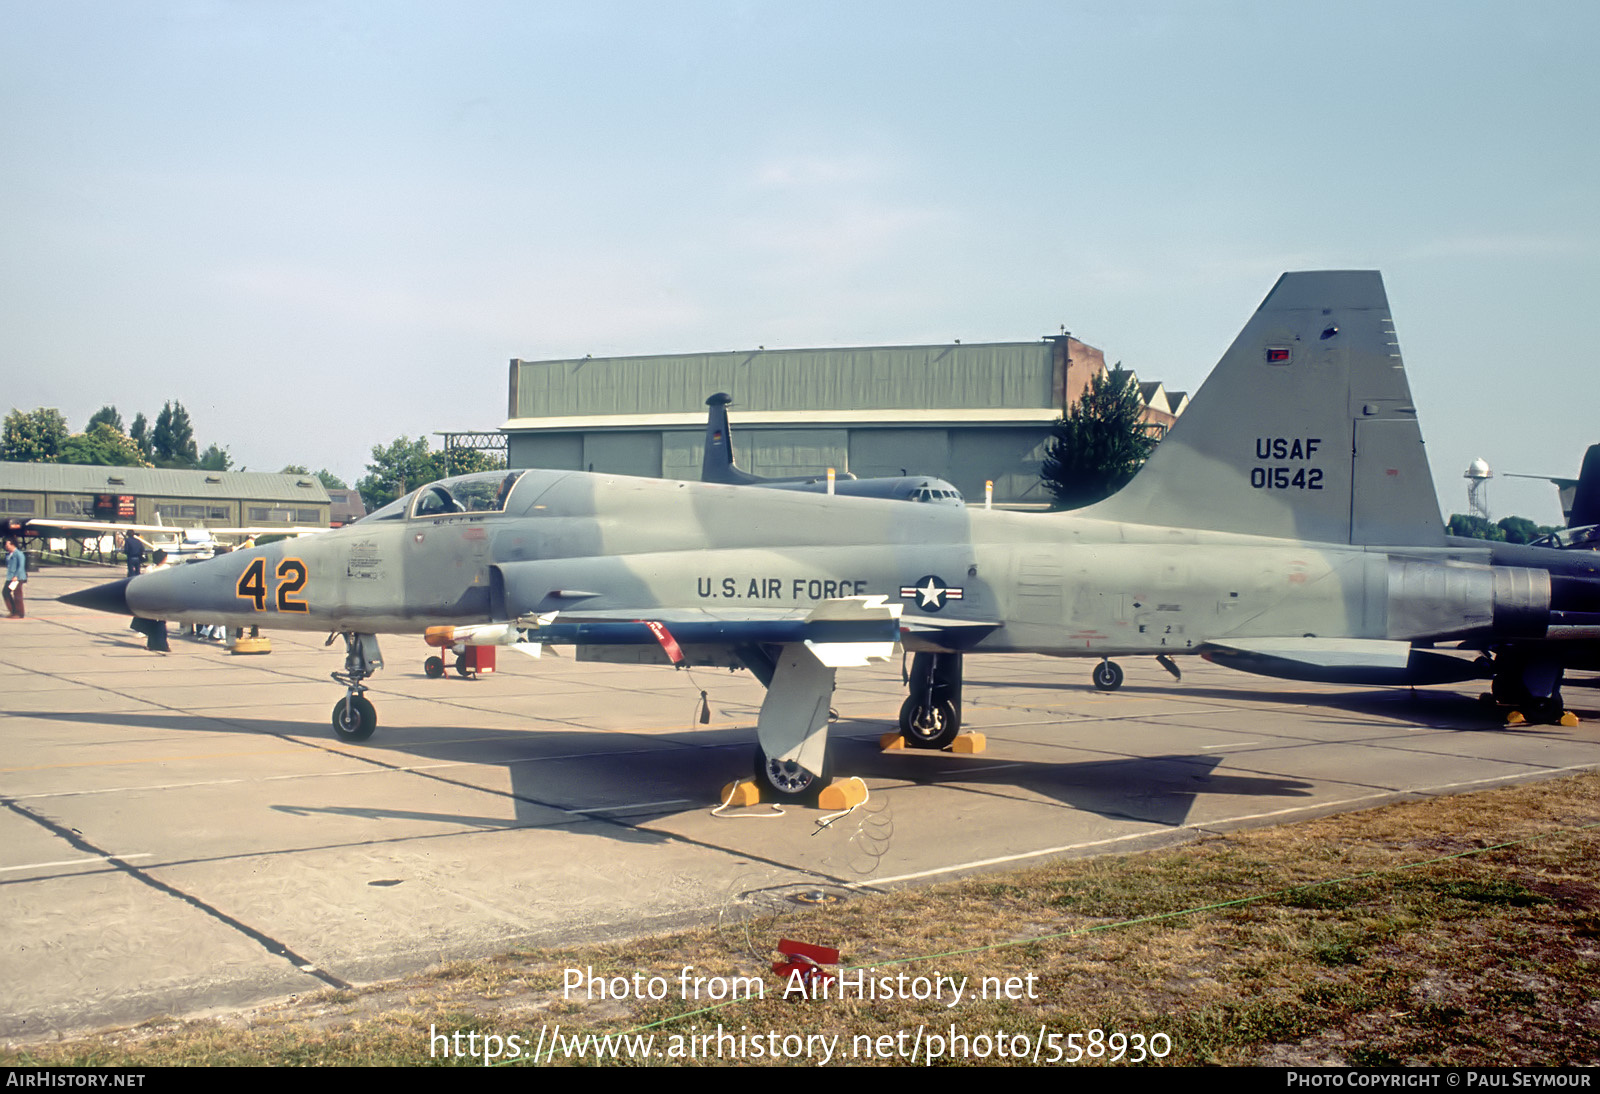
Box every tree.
[2,407,69,462]
[280,465,346,489]
[57,423,148,467]
[1448,514,1505,541]
[1038,366,1157,509]
[87,405,124,434]
[197,443,232,472]
[151,401,198,467]
[129,413,151,459]
[356,437,504,509]
[1496,515,1560,545]
[442,447,506,478]
[357,436,439,510]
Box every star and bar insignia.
[899,575,963,612]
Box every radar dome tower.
[1464,458,1493,522]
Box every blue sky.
[2,1,1595,521]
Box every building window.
[249,507,318,523]
[4,498,36,514]
[156,504,230,521]
[54,497,93,516]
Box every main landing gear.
[752,745,832,805]
[898,651,963,749]
[1483,650,1576,727]
[330,632,384,742]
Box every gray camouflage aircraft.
[62,271,1600,800]
[701,392,965,505]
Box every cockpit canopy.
[358,470,528,524]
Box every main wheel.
[1092,659,1125,691]
[424,656,445,679]
[753,746,827,805]
[898,695,960,749]
[331,695,377,742]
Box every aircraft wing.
[529,599,903,659]
[24,518,328,538]
[24,518,183,536]
[430,597,903,775]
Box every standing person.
[123,532,146,577]
[4,539,25,619]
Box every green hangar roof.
[506,338,1087,428]
[0,462,330,504]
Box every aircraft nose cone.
[58,577,133,616]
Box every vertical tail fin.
[1569,444,1600,528]
[1081,271,1444,546]
[701,392,765,485]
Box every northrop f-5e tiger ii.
[63,272,1600,801]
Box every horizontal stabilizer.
[1202,637,1484,686]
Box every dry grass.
[6,772,1599,1066]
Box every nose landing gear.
[1092,658,1125,691]
[330,632,384,742]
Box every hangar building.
[0,463,332,530]
[502,335,1185,505]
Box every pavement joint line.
[564,799,693,814]
[0,853,153,873]
[0,796,351,991]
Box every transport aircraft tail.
[1569,444,1600,529]
[1081,271,1446,547]
[700,393,765,486]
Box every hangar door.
[742,429,849,479]
[582,432,663,477]
[848,429,949,479]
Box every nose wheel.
[1092,659,1124,691]
[332,694,377,741]
[330,632,384,742]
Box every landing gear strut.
[330,632,384,742]
[899,651,963,749]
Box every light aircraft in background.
[13,516,327,565]
[62,272,1600,802]
[701,392,964,505]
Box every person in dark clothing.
[123,532,146,577]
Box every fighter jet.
[61,272,1600,802]
[701,392,965,505]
